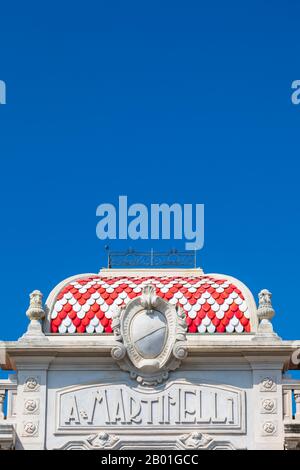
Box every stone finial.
[257,289,276,335]
[26,290,45,322]
[257,289,275,322]
[19,290,47,341]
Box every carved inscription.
[58,383,244,431]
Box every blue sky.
[0,1,300,343]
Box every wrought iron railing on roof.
[105,247,197,269]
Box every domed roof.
[46,269,257,334]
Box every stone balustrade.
[0,378,17,449]
[0,378,17,421]
[283,381,300,421]
[282,380,300,450]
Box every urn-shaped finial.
[255,288,279,338]
[26,290,45,321]
[19,290,47,341]
[257,289,275,322]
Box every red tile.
[230,303,239,312]
[68,310,76,320]
[189,324,197,333]
[221,317,230,326]
[73,317,81,327]
[217,324,226,333]
[58,310,68,320]
[96,310,104,319]
[82,317,90,327]
[77,325,86,333]
[207,309,215,320]
[63,304,72,313]
[52,317,62,327]
[240,316,249,327]
[198,309,206,319]
[212,317,220,327]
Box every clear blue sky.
[0,1,300,342]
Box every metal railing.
[105,248,197,268]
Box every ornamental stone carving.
[260,377,276,392]
[26,290,45,322]
[24,377,40,392]
[257,290,275,322]
[177,432,212,449]
[19,290,47,341]
[86,432,119,449]
[24,399,39,414]
[261,398,276,414]
[262,421,277,435]
[58,433,120,450]
[257,289,278,335]
[22,421,38,437]
[111,284,188,386]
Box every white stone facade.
[0,267,300,450]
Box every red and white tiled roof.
[49,273,252,334]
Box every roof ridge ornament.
[140,284,158,310]
[255,289,280,340]
[19,290,48,342]
[111,284,188,386]
[258,289,275,321]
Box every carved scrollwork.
[22,421,39,437]
[261,398,276,413]
[177,431,213,449]
[135,370,169,387]
[111,343,127,361]
[260,377,276,392]
[140,284,158,310]
[24,399,39,414]
[86,432,119,449]
[262,421,277,435]
[111,284,188,386]
[24,376,40,392]
[57,433,120,450]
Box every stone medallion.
[111,284,188,386]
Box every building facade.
[0,266,300,450]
